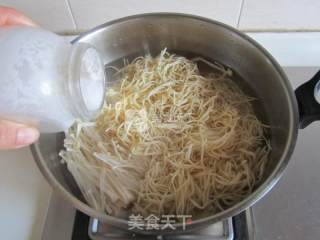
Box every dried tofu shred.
[60,49,270,216]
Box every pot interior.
[33,14,298,231]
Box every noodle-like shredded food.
[60,49,270,217]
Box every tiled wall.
[0,0,318,33]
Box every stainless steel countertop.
[253,67,320,240]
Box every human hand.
[0,7,39,150]
[0,6,36,26]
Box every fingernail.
[16,128,39,146]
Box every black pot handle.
[295,70,320,129]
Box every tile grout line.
[236,0,245,29]
[65,0,78,31]
[243,29,320,33]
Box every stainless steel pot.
[31,13,320,234]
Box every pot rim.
[31,12,299,233]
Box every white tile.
[0,0,76,32]
[239,0,320,31]
[248,32,320,66]
[69,0,242,31]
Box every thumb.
[0,120,39,150]
[0,7,37,27]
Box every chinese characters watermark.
[128,214,192,231]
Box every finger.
[0,120,39,150]
[0,7,37,27]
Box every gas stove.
[1,31,320,240]
[80,211,247,240]
[42,192,254,240]
[38,67,320,240]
